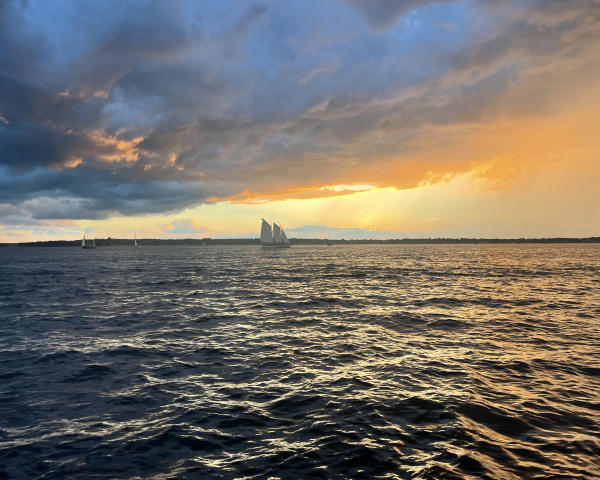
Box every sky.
[0,0,599,242]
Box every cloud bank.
[1,0,599,225]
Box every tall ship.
[82,229,95,249]
[260,219,291,248]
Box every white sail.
[260,219,273,244]
[281,227,289,244]
[134,231,138,247]
[82,229,95,249]
[273,223,283,244]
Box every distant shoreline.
[2,237,599,247]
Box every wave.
[1,244,599,479]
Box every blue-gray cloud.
[0,0,598,223]
[338,0,457,32]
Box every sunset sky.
[1,0,599,242]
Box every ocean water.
[0,244,598,480]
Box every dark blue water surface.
[0,244,599,479]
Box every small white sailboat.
[82,229,95,249]
[134,230,140,247]
[261,219,291,248]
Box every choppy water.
[0,244,599,479]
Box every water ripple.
[0,244,599,479]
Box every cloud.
[0,0,599,225]
[161,218,209,235]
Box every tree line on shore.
[2,237,600,247]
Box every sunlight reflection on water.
[0,244,599,479]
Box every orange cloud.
[87,131,144,163]
[43,219,79,226]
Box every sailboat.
[134,230,140,247]
[261,219,291,248]
[82,229,95,249]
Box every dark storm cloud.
[54,1,200,96]
[0,0,598,222]
[0,124,88,171]
[0,1,48,79]
[0,75,110,137]
[0,162,236,221]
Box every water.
[0,244,598,479]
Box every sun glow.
[319,183,377,193]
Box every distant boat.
[134,230,140,247]
[82,229,95,249]
[261,219,291,248]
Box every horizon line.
[3,236,600,246]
